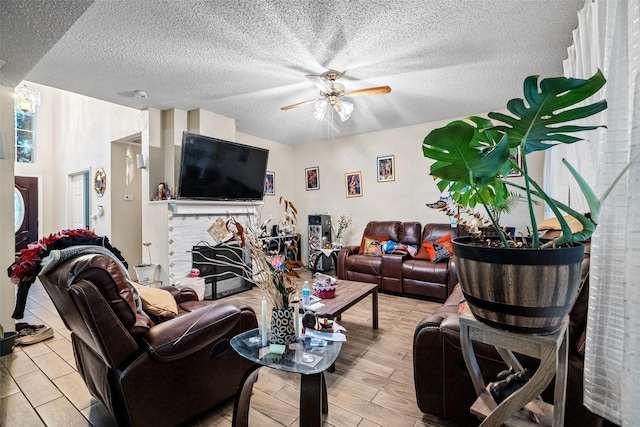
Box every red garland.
[8,229,97,286]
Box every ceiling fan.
[281,70,391,121]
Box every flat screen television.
[177,132,269,201]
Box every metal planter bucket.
[453,237,585,334]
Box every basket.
[314,286,336,299]
[313,272,337,299]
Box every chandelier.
[313,96,354,122]
[15,84,41,113]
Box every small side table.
[230,328,342,427]
[310,249,339,274]
[460,313,569,427]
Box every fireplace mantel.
[167,200,263,216]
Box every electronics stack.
[308,214,332,272]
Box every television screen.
[177,132,269,201]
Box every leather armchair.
[39,253,258,427]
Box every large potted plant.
[422,70,630,333]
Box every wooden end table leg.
[553,326,569,426]
[372,287,378,329]
[300,372,324,427]
[232,364,261,427]
[311,254,320,275]
[460,323,485,396]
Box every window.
[15,106,35,163]
[14,187,25,232]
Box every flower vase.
[332,236,343,249]
[269,307,296,345]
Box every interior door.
[14,176,38,252]
[70,172,89,229]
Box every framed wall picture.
[345,171,363,198]
[306,167,320,190]
[377,155,395,182]
[264,171,275,195]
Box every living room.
[1,1,639,426]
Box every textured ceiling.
[0,0,583,145]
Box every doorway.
[14,176,38,252]
[69,170,90,230]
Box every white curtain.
[549,0,640,425]
[544,0,604,217]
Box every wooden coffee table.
[313,279,378,329]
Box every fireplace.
[191,243,251,300]
[165,200,260,298]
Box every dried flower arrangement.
[332,213,353,239]
[427,198,490,238]
[194,198,300,309]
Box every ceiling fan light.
[313,99,328,121]
[337,98,353,122]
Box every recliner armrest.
[161,285,199,303]
[337,245,359,278]
[381,253,406,279]
[142,302,256,362]
[415,283,464,333]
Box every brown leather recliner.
[39,253,258,427]
[413,240,614,426]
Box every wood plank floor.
[0,271,462,427]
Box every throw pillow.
[132,283,178,319]
[382,240,418,257]
[423,234,454,262]
[358,235,389,254]
[414,244,431,260]
[363,237,386,256]
[427,242,451,262]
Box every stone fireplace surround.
[166,201,260,288]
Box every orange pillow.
[423,234,453,262]
[358,235,389,254]
[362,237,387,256]
[415,244,431,260]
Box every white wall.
[15,82,143,237]
[110,142,142,270]
[289,119,544,249]
[1,85,16,332]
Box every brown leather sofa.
[413,241,614,426]
[337,221,462,300]
[39,252,258,427]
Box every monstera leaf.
[422,70,614,248]
[489,70,607,154]
[423,118,510,209]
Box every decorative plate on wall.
[94,168,106,197]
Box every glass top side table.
[230,328,342,427]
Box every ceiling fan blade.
[346,86,392,97]
[281,98,315,111]
[306,74,331,92]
